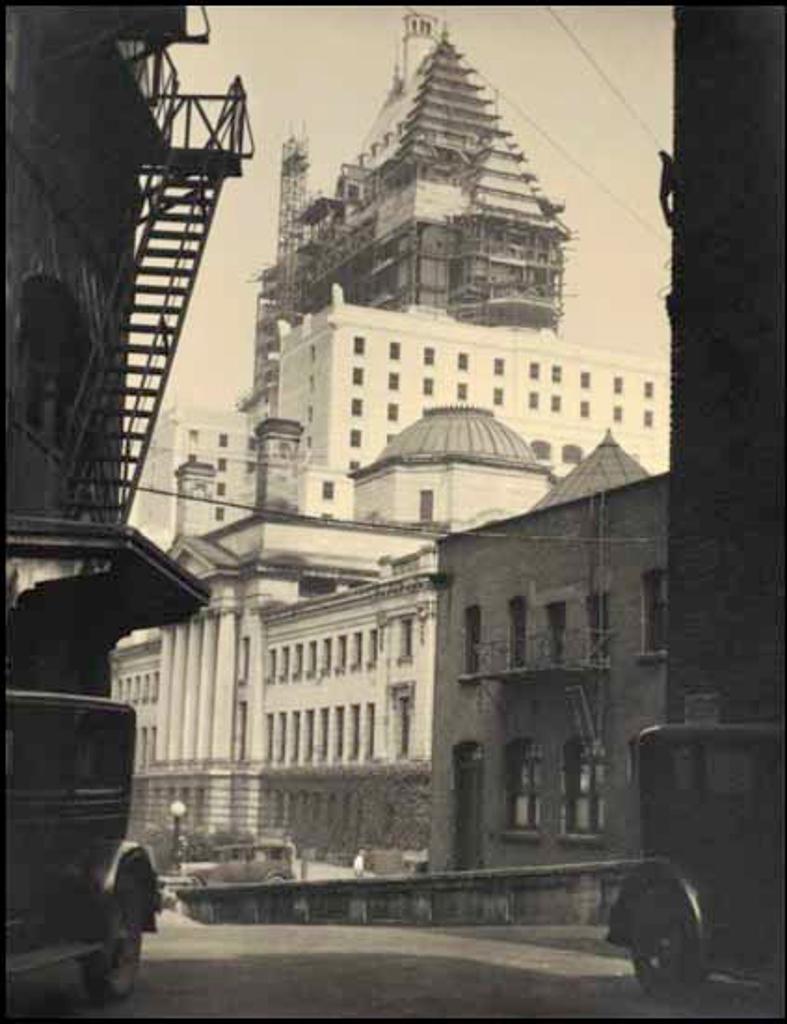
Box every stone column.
[167,622,189,762]
[212,606,238,762]
[196,611,218,761]
[157,626,175,765]
[247,606,267,762]
[182,617,203,762]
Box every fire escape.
[62,28,254,524]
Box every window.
[547,602,566,664]
[237,703,248,761]
[310,345,316,362]
[387,434,396,444]
[217,482,226,497]
[349,460,360,471]
[400,618,414,660]
[265,715,275,762]
[322,481,335,500]
[350,705,361,760]
[529,362,540,381]
[389,372,400,391]
[506,739,542,829]
[551,395,561,413]
[291,712,300,764]
[580,400,590,418]
[217,458,227,472]
[562,444,583,465]
[396,692,411,758]
[189,429,199,444]
[246,461,255,473]
[352,632,363,669]
[294,643,304,679]
[509,597,527,668]
[366,703,376,759]
[613,406,623,423]
[276,712,287,763]
[494,358,505,376]
[305,710,315,762]
[281,647,290,682]
[153,672,159,703]
[424,347,435,366]
[581,371,591,389]
[354,336,365,355]
[423,378,434,396]
[351,398,363,416]
[308,641,317,677]
[319,709,330,762]
[240,637,250,682]
[369,629,378,667]
[335,707,345,760]
[268,648,277,683]
[552,365,562,384]
[322,639,332,675]
[215,507,225,522]
[532,440,551,461]
[614,376,624,395]
[419,489,434,523]
[529,392,539,410]
[140,728,148,769]
[219,433,228,448]
[562,738,605,834]
[464,605,481,674]
[389,342,400,360]
[143,675,150,703]
[642,569,668,652]
[150,727,157,763]
[352,367,364,386]
[388,403,399,422]
[644,410,654,428]
[350,429,362,448]
[644,380,654,399]
[188,453,197,464]
[337,635,347,671]
[493,388,504,406]
[457,383,468,401]
[458,352,469,371]
[309,376,314,391]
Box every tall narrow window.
[337,635,347,672]
[237,703,248,761]
[352,631,363,669]
[397,693,411,758]
[366,703,376,760]
[335,707,345,761]
[547,602,566,664]
[291,711,301,764]
[562,738,605,835]
[350,704,361,760]
[508,597,527,668]
[281,646,290,682]
[305,710,315,762]
[294,643,304,679]
[268,649,277,683]
[150,727,157,763]
[400,617,414,659]
[241,637,250,682]
[505,738,542,829]
[642,569,668,652]
[308,641,317,677]
[419,489,434,522]
[369,629,378,667]
[322,638,332,675]
[278,712,287,763]
[464,605,481,673]
[265,714,274,763]
[320,708,330,761]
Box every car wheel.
[81,877,144,1003]
[631,891,703,998]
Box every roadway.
[7,912,781,1018]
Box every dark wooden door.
[453,741,484,870]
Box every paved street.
[7,914,781,1018]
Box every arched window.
[562,444,583,465]
[17,275,90,445]
[561,737,605,834]
[505,738,542,829]
[532,440,552,461]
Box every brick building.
[668,8,783,724]
[429,435,668,871]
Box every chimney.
[175,460,216,537]
[255,418,303,512]
[402,10,439,79]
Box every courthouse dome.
[360,407,540,475]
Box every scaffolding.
[276,134,309,320]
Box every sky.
[164,5,674,412]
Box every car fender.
[607,858,708,956]
[85,840,159,932]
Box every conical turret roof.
[530,430,649,512]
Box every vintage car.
[6,690,159,1002]
[607,723,782,996]
[182,836,295,885]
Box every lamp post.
[170,799,187,874]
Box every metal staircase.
[62,74,253,523]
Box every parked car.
[6,691,159,1003]
[156,874,204,909]
[607,723,782,997]
[182,837,295,885]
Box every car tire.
[81,876,144,1004]
[631,890,703,999]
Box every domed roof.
[366,406,539,471]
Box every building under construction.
[245,11,570,422]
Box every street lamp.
[170,799,187,874]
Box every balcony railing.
[462,629,612,681]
